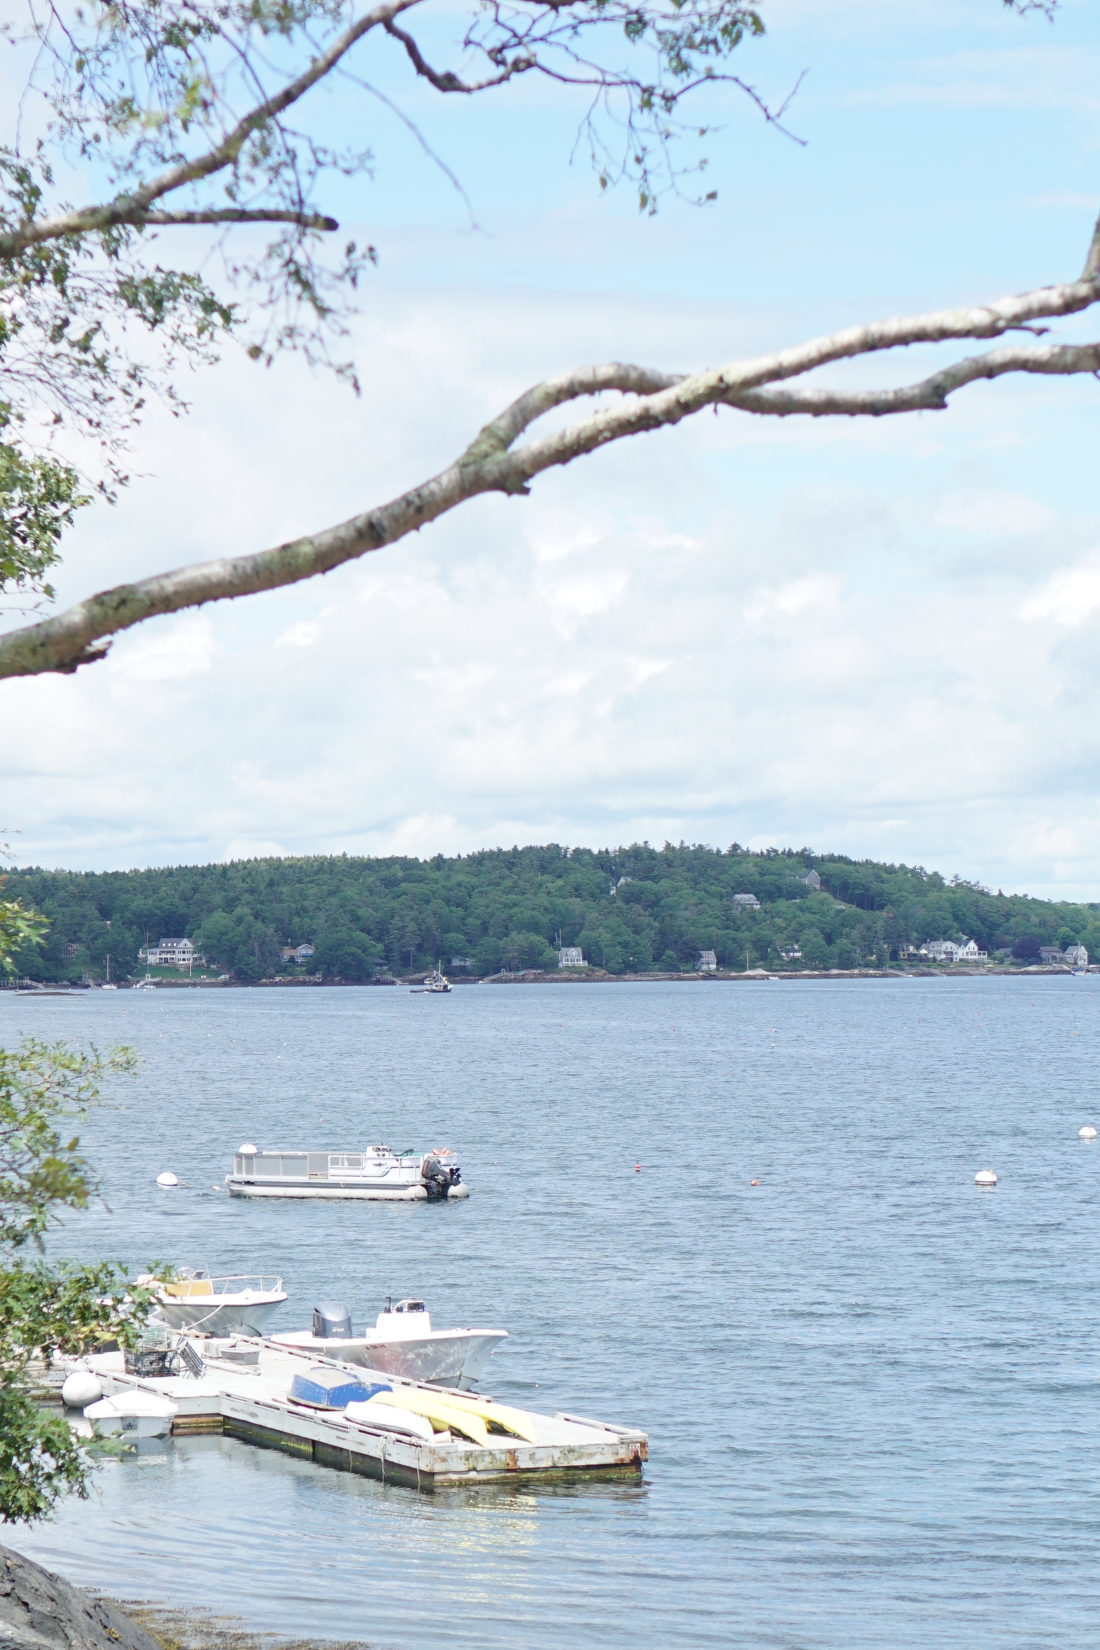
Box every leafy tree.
[0,886,156,1521]
[0,3,1093,677]
[799,926,830,970]
[500,931,557,971]
[314,927,379,980]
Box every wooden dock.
[64,1342,648,1492]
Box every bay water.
[3,976,1100,1649]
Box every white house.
[732,892,761,909]
[927,940,959,961]
[558,946,587,969]
[1065,944,1089,968]
[140,937,205,967]
[779,945,802,962]
[696,949,718,972]
[802,869,822,891]
[955,938,988,963]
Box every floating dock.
[58,1342,647,1492]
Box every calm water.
[4,977,1100,1649]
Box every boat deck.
[65,1341,647,1491]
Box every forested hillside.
[5,846,1097,982]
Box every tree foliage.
[0,0,779,601]
[0,878,153,1523]
[6,842,1098,981]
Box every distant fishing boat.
[412,964,451,994]
[225,1143,469,1201]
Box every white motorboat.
[412,965,451,994]
[270,1297,507,1388]
[226,1143,468,1201]
[84,1390,176,1438]
[146,1269,288,1335]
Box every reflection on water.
[6,977,1100,1649]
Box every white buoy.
[238,1142,258,1155]
[974,1169,998,1187]
[61,1370,102,1408]
[155,1170,179,1188]
[1080,1126,1098,1141]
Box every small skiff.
[84,1391,176,1439]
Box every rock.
[0,1543,161,1650]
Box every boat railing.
[163,1273,284,1297]
[204,1274,284,1295]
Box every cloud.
[743,573,841,631]
[1018,552,1100,628]
[5,0,1100,901]
[934,491,1057,538]
[111,615,217,681]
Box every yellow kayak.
[420,1391,543,1444]
[366,1388,489,1446]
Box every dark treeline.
[6,844,1098,982]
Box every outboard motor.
[420,1154,451,1199]
[312,1301,353,1339]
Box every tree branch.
[1084,211,1100,281]
[383,18,534,91]
[135,208,340,232]
[0,0,422,259]
[1,258,1098,682]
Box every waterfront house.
[955,938,988,963]
[732,892,761,909]
[62,942,80,959]
[1065,944,1089,968]
[1039,946,1066,966]
[140,937,205,967]
[696,950,718,972]
[779,945,802,962]
[558,946,588,969]
[927,940,959,962]
[280,943,315,962]
[449,955,474,971]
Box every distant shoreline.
[10,965,1089,991]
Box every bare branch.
[138,208,339,231]
[727,340,1100,417]
[1084,212,1100,281]
[1,248,1098,683]
[383,18,534,92]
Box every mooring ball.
[155,1170,179,1188]
[239,1142,258,1155]
[974,1169,998,1187]
[61,1370,102,1408]
[1079,1126,1098,1141]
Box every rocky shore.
[0,1545,159,1650]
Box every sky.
[3,0,1100,896]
